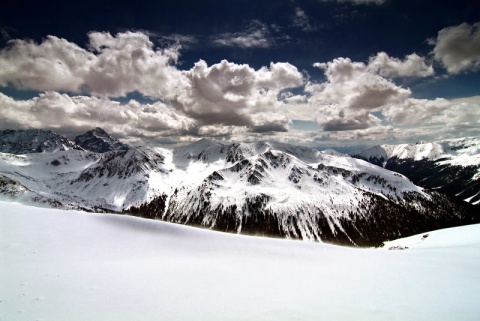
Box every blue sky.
[0,0,479,149]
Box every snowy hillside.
[2,201,480,321]
[350,137,480,205]
[0,129,478,246]
[0,147,169,211]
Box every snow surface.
[2,201,480,321]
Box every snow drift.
[1,201,480,321]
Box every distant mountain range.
[0,128,478,246]
[0,127,129,154]
[350,137,480,205]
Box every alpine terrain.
[350,137,480,206]
[0,129,478,246]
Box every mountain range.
[350,137,480,205]
[0,128,478,246]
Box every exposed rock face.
[162,147,478,247]
[0,129,81,154]
[74,128,130,153]
[350,137,480,205]
[0,134,478,246]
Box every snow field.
[2,201,480,321]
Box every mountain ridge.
[0,128,478,246]
[350,137,480,205]
[0,129,83,154]
[74,127,130,153]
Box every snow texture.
[1,201,480,321]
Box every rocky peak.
[0,129,81,154]
[74,128,130,153]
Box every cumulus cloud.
[381,96,480,138]
[434,96,480,129]
[0,35,94,92]
[429,22,480,74]
[212,21,272,48]
[84,31,188,98]
[0,31,188,98]
[366,52,434,78]
[175,59,303,130]
[197,125,249,137]
[0,31,309,138]
[382,98,451,125]
[315,106,382,131]
[0,92,196,140]
[308,55,445,132]
[311,57,410,110]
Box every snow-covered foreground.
[2,201,480,321]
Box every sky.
[0,0,479,150]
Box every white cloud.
[306,53,470,137]
[310,57,410,111]
[0,92,196,140]
[0,31,308,137]
[429,22,480,74]
[197,125,249,137]
[382,98,451,125]
[0,31,188,98]
[315,105,382,131]
[212,21,272,48]
[292,7,315,32]
[434,96,480,129]
[366,52,434,78]
[157,34,198,49]
[175,59,303,130]
[0,35,94,92]
[380,95,480,140]
[84,31,187,98]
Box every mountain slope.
[74,127,130,153]
[350,137,480,205]
[163,145,477,246]
[0,146,170,212]
[0,131,478,246]
[3,201,480,321]
[0,129,81,154]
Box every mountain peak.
[349,136,480,204]
[91,127,109,136]
[0,129,81,154]
[74,128,130,153]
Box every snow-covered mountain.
[350,137,480,205]
[0,129,478,246]
[0,129,82,154]
[74,127,130,153]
